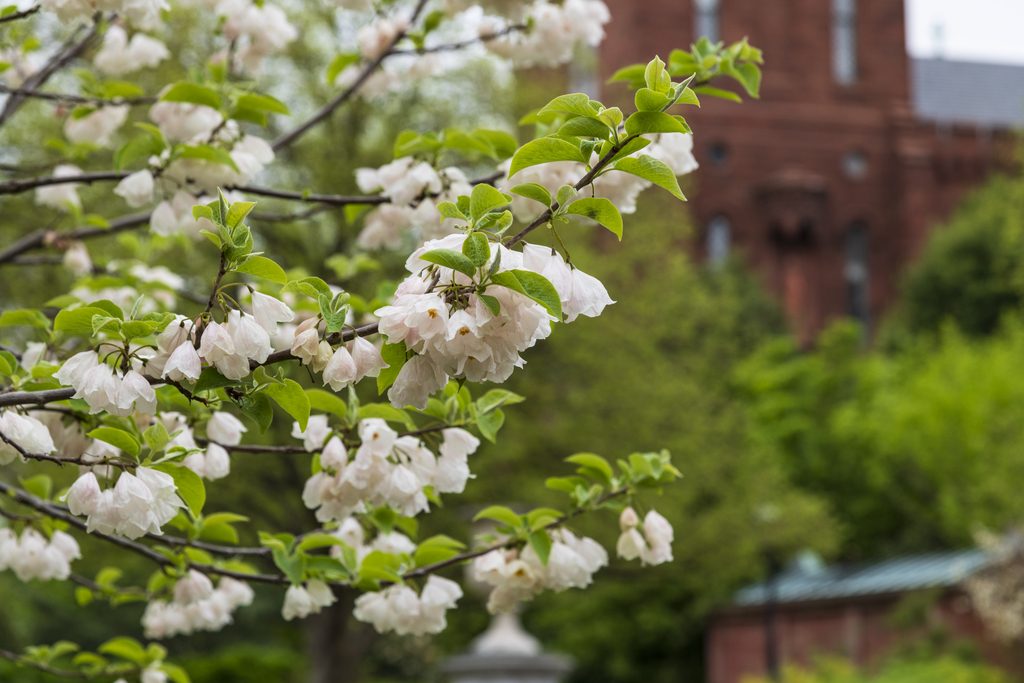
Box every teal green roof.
[734,549,989,607]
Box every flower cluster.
[615,508,674,566]
[301,420,480,521]
[290,324,388,392]
[0,528,81,582]
[0,410,56,463]
[355,159,474,249]
[65,106,130,148]
[151,412,233,481]
[353,575,463,635]
[375,233,611,409]
[214,0,298,72]
[471,528,609,613]
[480,0,610,68]
[281,579,337,620]
[143,573,255,638]
[63,468,184,539]
[35,165,85,212]
[54,351,157,417]
[93,25,170,76]
[40,0,167,30]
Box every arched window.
[832,0,857,84]
[694,0,720,43]
[845,223,869,326]
[706,215,731,266]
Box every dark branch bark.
[0,84,156,105]
[0,4,39,23]
[0,212,151,265]
[0,170,127,196]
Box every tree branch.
[0,17,103,129]
[0,429,135,469]
[0,648,98,679]
[232,185,389,206]
[0,84,156,106]
[389,23,528,56]
[0,170,128,196]
[0,5,39,24]
[271,0,431,152]
[0,212,151,265]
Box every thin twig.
[0,429,136,469]
[272,0,431,151]
[0,5,40,23]
[0,170,127,196]
[389,24,527,55]
[505,134,641,248]
[0,84,156,106]
[0,17,103,129]
[233,185,389,206]
[0,648,99,679]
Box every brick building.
[705,550,1024,683]
[597,0,1023,342]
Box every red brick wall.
[597,0,1014,341]
[705,592,1024,683]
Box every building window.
[568,45,600,100]
[845,223,869,326]
[709,141,729,167]
[832,0,857,84]
[706,215,731,266]
[694,0,720,43]
[842,150,868,180]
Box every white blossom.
[64,106,129,148]
[63,241,93,276]
[207,411,247,446]
[292,414,331,452]
[114,170,155,207]
[251,291,294,334]
[0,411,57,463]
[35,165,83,212]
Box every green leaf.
[0,309,50,329]
[87,427,140,457]
[262,379,311,431]
[151,463,206,516]
[413,534,465,567]
[272,548,305,585]
[566,452,614,486]
[305,388,347,420]
[528,529,552,565]
[358,403,412,428]
[203,512,249,526]
[478,294,501,317]
[235,256,287,284]
[476,407,504,443]
[143,422,171,453]
[564,198,623,240]
[418,248,477,278]
[508,137,587,178]
[53,307,108,335]
[612,155,685,201]
[98,637,148,666]
[326,53,360,84]
[624,111,689,136]
[120,320,159,342]
[377,340,408,394]
[21,474,52,500]
[557,116,613,140]
[462,232,490,268]
[489,269,562,320]
[236,392,274,435]
[194,367,240,394]
[224,200,256,229]
[538,93,601,120]
[473,505,522,528]
[476,389,524,414]
[644,55,672,94]
[634,87,671,112]
[160,82,221,110]
[281,276,333,299]
[555,185,577,207]
[510,183,552,208]
[177,144,240,173]
[693,85,742,103]
[469,183,511,220]
[160,663,192,683]
[115,135,163,172]
[472,129,519,159]
[199,523,238,544]
[234,93,290,116]
[436,201,466,222]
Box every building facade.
[597,0,1020,342]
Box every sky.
[906,0,1024,64]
